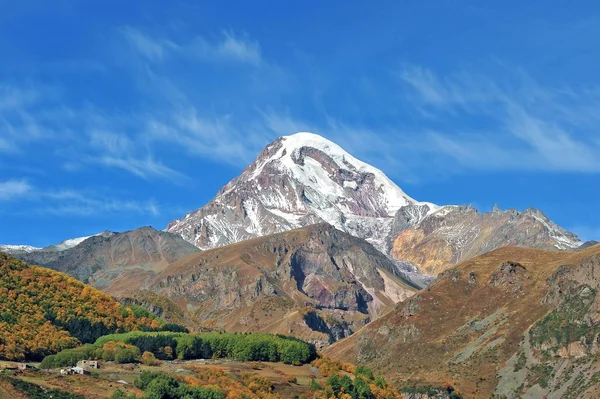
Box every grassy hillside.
[2,355,416,399]
[325,244,600,398]
[0,252,160,361]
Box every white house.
[71,366,90,375]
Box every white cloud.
[0,84,40,110]
[122,27,262,66]
[122,27,262,65]
[87,129,188,181]
[399,64,600,173]
[0,179,159,217]
[43,189,160,217]
[0,180,32,201]
[216,31,262,65]
[146,107,270,164]
[122,27,175,61]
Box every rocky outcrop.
[391,205,581,275]
[489,261,528,292]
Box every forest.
[0,253,161,360]
[41,331,317,368]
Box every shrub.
[355,366,374,380]
[141,351,160,366]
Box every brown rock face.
[390,205,581,275]
[151,224,418,348]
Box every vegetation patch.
[0,374,85,399]
[41,331,317,368]
[529,286,598,349]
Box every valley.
[0,133,596,399]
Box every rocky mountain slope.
[150,223,418,348]
[166,132,439,254]
[324,243,600,398]
[390,204,582,274]
[166,132,582,278]
[13,226,199,293]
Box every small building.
[71,366,90,375]
[76,360,99,369]
[17,363,34,370]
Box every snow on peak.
[0,244,40,254]
[251,132,435,216]
[51,236,92,251]
[167,131,441,253]
[49,233,104,251]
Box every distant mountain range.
[13,227,199,291]
[2,130,599,397]
[0,233,101,255]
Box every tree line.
[41,331,316,369]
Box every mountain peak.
[168,133,438,252]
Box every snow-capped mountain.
[167,132,439,252]
[0,232,104,255]
[42,233,102,252]
[0,244,40,255]
[167,132,583,277]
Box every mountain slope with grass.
[325,244,600,398]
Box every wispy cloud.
[87,129,188,181]
[0,84,40,110]
[213,31,262,65]
[147,107,270,164]
[0,179,160,217]
[0,179,32,201]
[122,27,174,61]
[399,64,600,173]
[43,189,160,217]
[122,27,262,65]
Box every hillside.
[325,244,600,398]
[14,226,199,294]
[150,224,418,348]
[0,252,160,361]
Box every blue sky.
[1,1,599,246]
